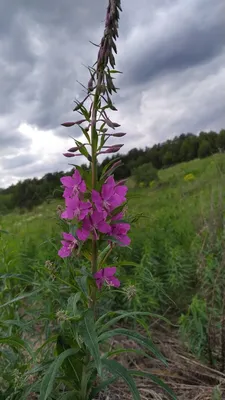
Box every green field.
[1,153,225,397]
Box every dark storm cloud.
[0,130,31,156]
[121,0,225,86]
[1,154,38,170]
[0,0,108,135]
[0,0,225,188]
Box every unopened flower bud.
[63,153,82,158]
[103,144,124,149]
[98,144,123,154]
[61,119,86,127]
[112,132,126,137]
[67,146,79,152]
[63,152,75,157]
[105,117,121,129]
[88,77,94,92]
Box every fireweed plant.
[25,1,176,399]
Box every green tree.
[198,140,211,159]
[133,163,158,187]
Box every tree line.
[0,129,224,213]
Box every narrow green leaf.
[88,376,117,399]
[100,157,120,179]
[0,229,9,234]
[79,310,102,376]
[81,126,90,144]
[98,328,167,365]
[0,273,39,285]
[39,348,79,400]
[0,289,41,309]
[102,359,140,400]
[97,244,111,265]
[0,336,33,359]
[35,335,58,357]
[58,391,80,399]
[74,140,90,159]
[109,69,122,74]
[129,370,177,399]
[96,311,172,334]
[117,261,140,268]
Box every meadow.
[1,153,225,399]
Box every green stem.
[90,79,102,310]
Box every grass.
[1,153,225,349]
[1,153,225,399]
[1,153,224,284]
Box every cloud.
[0,0,225,188]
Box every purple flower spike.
[92,176,127,214]
[110,222,131,247]
[58,232,78,258]
[61,196,92,221]
[61,169,86,198]
[77,210,111,242]
[94,267,120,290]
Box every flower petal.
[108,277,120,288]
[97,221,111,234]
[104,266,117,277]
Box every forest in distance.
[1,128,225,213]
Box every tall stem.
[90,78,102,309]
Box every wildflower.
[77,210,111,241]
[92,176,127,214]
[61,169,86,198]
[94,267,120,289]
[58,232,78,258]
[184,173,195,182]
[61,196,92,220]
[110,222,131,246]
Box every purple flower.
[61,196,92,221]
[92,176,127,214]
[60,170,86,198]
[110,222,131,246]
[58,232,78,258]
[77,210,111,241]
[94,267,120,289]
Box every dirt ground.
[96,324,225,400]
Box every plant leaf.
[102,359,140,400]
[96,311,172,334]
[39,348,79,400]
[88,376,117,399]
[0,289,41,309]
[0,336,34,359]
[79,309,102,376]
[129,370,177,399]
[98,328,167,365]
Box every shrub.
[133,163,158,188]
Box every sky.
[0,0,225,188]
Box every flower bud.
[98,144,123,154]
[61,119,86,127]
[103,144,124,149]
[63,152,82,157]
[105,117,121,129]
[67,146,79,152]
[112,132,126,137]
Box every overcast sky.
[0,0,225,188]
